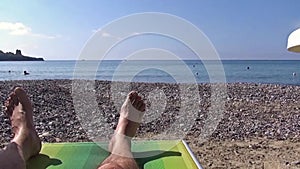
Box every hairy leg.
[98,91,146,169]
[0,87,41,169]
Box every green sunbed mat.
[27,140,202,169]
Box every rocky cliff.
[0,49,44,61]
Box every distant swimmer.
[24,71,29,75]
[293,72,297,76]
[8,70,11,73]
[247,66,250,70]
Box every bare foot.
[109,91,146,153]
[5,87,41,161]
[117,91,146,136]
[99,91,145,169]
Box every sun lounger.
[27,140,202,169]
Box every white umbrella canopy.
[287,28,300,53]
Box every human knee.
[98,163,124,169]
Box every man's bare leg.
[98,91,146,169]
[0,87,41,169]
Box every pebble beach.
[0,80,300,168]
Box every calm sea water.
[1,60,300,85]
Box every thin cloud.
[92,30,142,41]
[0,22,31,35]
[0,22,58,39]
[100,31,122,40]
[131,32,142,36]
[31,33,60,39]
[101,32,111,37]
[92,29,98,33]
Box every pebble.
[40,132,51,137]
[292,161,300,165]
[0,80,299,146]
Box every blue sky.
[0,0,300,60]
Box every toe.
[128,91,138,101]
[141,104,146,112]
[132,96,142,108]
[7,93,19,106]
[137,101,146,112]
[126,91,145,112]
[14,87,32,110]
[136,95,142,101]
[4,93,19,116]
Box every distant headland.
[0,49,44,61]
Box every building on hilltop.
[16,49,22,55]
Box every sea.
[1,60,300,85]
